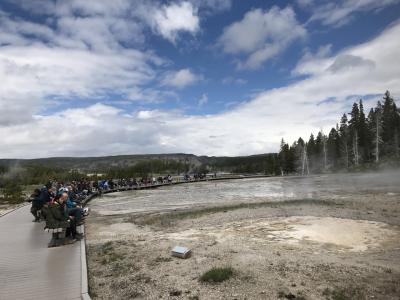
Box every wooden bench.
[44,227,67,248]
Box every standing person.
[40,182,52,204]
[30,189,43,222]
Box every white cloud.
[328,54,375,72]
[198,93,208,106]
[218,6,306,69]
[2,22,400,158]
[4,0,201,45]
[151,1,200,43]
[161,69,201,89]
[292,44,333,76]
[0,1,182,125]
[0,43,158,124]
[306,0,400,27]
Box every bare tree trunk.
[301,145,310,176]
[353,130,359,166]
[376,117,380,163]
[323,136,327,170]
[301,146,306,176]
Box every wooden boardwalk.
[0,205,83,300]
[97,174,272,196]
[0,175,270,300]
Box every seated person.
[45,192,83,243]
[65,190,84,225]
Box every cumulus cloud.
[328,54,375,72]
[0,1,203,125]
[218,6,306,69]
[293,45,376,76]
[2,21,400,158]
[3,0,201,45]
[151,1,200,43]
[161,69,202,89]
[292,44,333,76]
[305,0,400,27]
[0,42,159,124]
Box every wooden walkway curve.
[0,175,271,300]
[0,205,86,300]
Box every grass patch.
[129,198,335,228]
[200,267,234,283]
[322,287,365,300]
[101,241,114,253]
[97,241,125,265]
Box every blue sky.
[1,0,400,158]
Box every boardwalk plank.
[0,205,82,300]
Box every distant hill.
[0,153,279,175]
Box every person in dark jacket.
[45,192,83,242]
[30,189,43,222]
[40,182,52,204]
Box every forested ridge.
[278,91,400,174]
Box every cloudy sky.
[1,0,400,158]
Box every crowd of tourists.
[28,173,211,247]
[28,180,92,246]
[96,175,173,190]
[95,173,210,190]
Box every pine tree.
[278,139,296,175]
[327,127,341,168]
[279,90,399,172]
[339,114,350,169]
[315,131,325,171]
[382,91,398,156]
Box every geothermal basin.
[86,172,400,299]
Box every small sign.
[171,246,192,259]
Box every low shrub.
[200,267,234,283]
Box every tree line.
[279,91,400,174]
[105,159,191,178]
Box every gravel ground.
[86,173,400,300]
